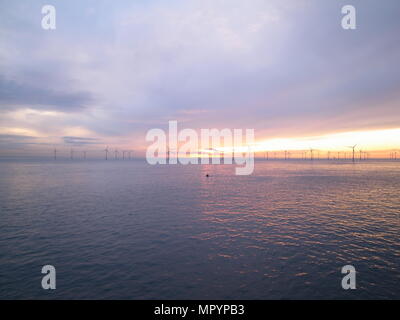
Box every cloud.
[63,136,101,146]
[0,76,93,112]
[0,134,37,142]
[0,0,400,151]
[0,134,46,149]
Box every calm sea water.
[0,159,399,299]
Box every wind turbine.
[309,148,315,161]
[53,148,57,160]
[104,146,109,160]
[208,148,221,162]
[197,149,202,164]
[231,147,236,163]
[347,144,357,162]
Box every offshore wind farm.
[44,150,396,161]
[38,145,400,161]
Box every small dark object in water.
[206,174,209,177]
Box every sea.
[0,159,399,299]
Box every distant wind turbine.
[309,148,315,161]
[104,146,109,160]
[347,144,357,162]
[53,148,57,160]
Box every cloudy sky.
[1,0,400,156]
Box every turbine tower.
[347,144,357,163]
[104,146,109,160]
[53,148,57,160]
[309,148,315,161]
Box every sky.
[0,0,400,157]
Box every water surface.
[0,159,399,299]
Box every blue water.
[0,159,399,299]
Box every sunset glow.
[254,128,400,153]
